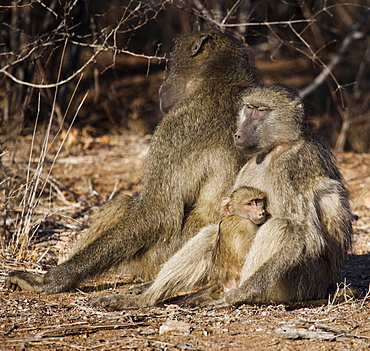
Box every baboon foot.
[123,281,152,295]
[90,293,142,311]
[170,289,221,308]
[206,298,231,309]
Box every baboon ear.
[191,33,209,56]
[221,197,232,215]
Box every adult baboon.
[212,84,352,307]
[6,31,260,294]
[91,84,352,310]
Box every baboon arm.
[315,178,352,248]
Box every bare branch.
[221,19,316,28]
[172,0,314,30]
[221,0,244,25]
[192,0,213,21]
[0,48,98,89]
[34,0,58,18]
[300,9,370,99]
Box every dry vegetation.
[1,0,370,350]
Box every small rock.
[159,319,191,335]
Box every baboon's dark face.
[234,86,305,156]
[234,105,270,155]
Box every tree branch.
[300,9,370,98]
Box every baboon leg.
[67,195,134,258]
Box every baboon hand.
[5,270,44,293]
[89,294,142,311]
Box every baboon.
[211,84,353,307]
[91,84,352,310]
[221,185,266,222]
[217,186,267,292]
[189,186,268,304]
[6,31,261,294]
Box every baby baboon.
[217,186,267,292]
[222,185,266,222]
[92,84,352,310]
[6,31,260,294]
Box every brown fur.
[215,186,267,291]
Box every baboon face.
[234,85,305,155]
[222,186,267,225]
[239,197,266,224]
[234,104,271,155]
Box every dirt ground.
[1,134,370,351]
